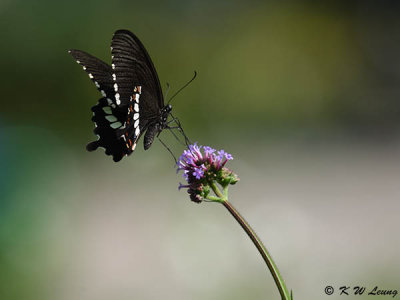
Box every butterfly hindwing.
[85,97,127,162]
[91,98,126,130]
[86,86,146,162]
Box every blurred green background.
[1,0,399,299]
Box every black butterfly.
[69,29,180,162]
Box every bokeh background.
[1,0,399,299]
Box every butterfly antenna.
[167,71,197,105]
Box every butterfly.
[69,29,183,162]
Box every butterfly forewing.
[69,49,116,101]
[111,30,164,119]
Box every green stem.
[209,182,291,300]
[209,181,226,201]
[223,201,291,300]
[206,195,221,202]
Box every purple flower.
[224,152,233,160]
[188,142,202,160]
[193,166,204,179]
[177,143,237,203]
[182,170,189,181]
[178,183,190,190]
[203,146,216,155]
[217,150,227,160]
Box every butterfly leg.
[164,117,187,146]
[175,119,192,146]
[166,124,191,147]
[157,136,178,165]
[166,127,186,146]
[168,114,192,146]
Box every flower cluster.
[177,143,239,203]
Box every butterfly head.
[165,104,172,113]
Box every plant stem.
[222,200,291,300]
[208,182,291,299]
[209,181,226,201]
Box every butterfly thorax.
[143,104,172,150]
[160,104,172,126]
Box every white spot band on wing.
[115,93,120,105]
[105,115,117,122]
[102,107,112,114]
[110,122,122,129]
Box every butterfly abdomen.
[144,123,160,150]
